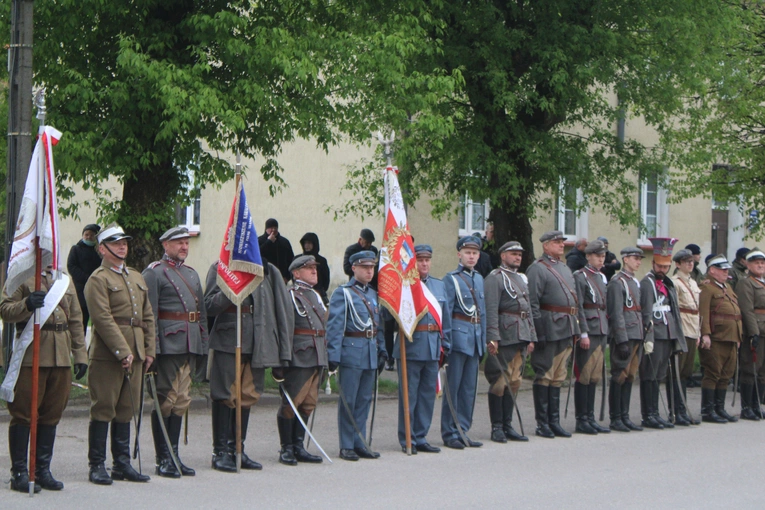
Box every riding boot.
[151,411,180,478]
[231,407,263,470]
[502,391,527,441]
[278,415,298,465]
[621,382,642,431]
[88,421,113,485]
[110,421,150,482]
[533,384,554,438]
[167,414,195,476]
[548,386,571,437]
[609,380,629,432]
[714,388,738,422]
[654,381,673,428]
[488,393,507,443]
[574,382,597,435]
[35,424,64,490]
[641,381,663,429]
[739,384,760,421]
[211,401,237,472]
[753,383,765,419]
[587,383,610,433]
[293,414,323,462]
[673,379,692,425]
[700,388,727,423]
[9,424,41,493]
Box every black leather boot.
[674,379,693,425]
[88,421,112,485]
[35,424,64,490]
[293,414,322,463]
[548,386,571,437]
[151,411,180,478]
[701,388,727,423]
[587,383,609,433]
[110,421,150,482]
[621,382,642,431]
[231,407,263,470]
[574,382,597,435]
[167,414,195,476]
[609,380,629,432]
[654,381,673,428]
[682,380,700,425]
[533,384,554,438]
[740,384,760,421]
[641,381,663,429]
[488,393,507,443]
[752,384,764,419]
[278,415,298,465]
[211,401,237,472]
[9,424,41,493]
[502,392,527,441]
[714,388,738,422]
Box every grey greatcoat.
[640,272,686,353]
[485,267,537,346]
[574,266,608,338]
[289,283,328,368]
[607,271,646,345]
[527,254,581,343]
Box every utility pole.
[5,0,35,367]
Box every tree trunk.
[492,194,536,272]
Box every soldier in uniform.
[84,225,155,485]
[1,267,87,492]
[327,251,386,461]
[639,238,686,430]
[392,245,450,453]
[669,248,701,425]
[698,254,742,423]
[205,257,293,472]
[606,247,646,432]
[484,241,535,443]
[572,240,610,434]
[276,255,327,465]
[527,231,580,439]
[441,236,486,449]
[142,227,208,477]
[735,248,765,420]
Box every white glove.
[644,340,654,354]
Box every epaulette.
[428,276,443,282]
[489,268,502,276]
[147,261,162,269]
[92,266,105,274]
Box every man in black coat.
[299,232,331,304]
[343,228,379,290]
[67,223,101,331]
[258,218,295,282]
[565,238,588,272]
[598,237,622,282]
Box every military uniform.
[484,241,535,443]
[327,251,385,460]
[0,270,86,491]
[698,255,742,423]
[441,237,487,448]
[527,232,580,439]
[606,248,647,432]
[205,260,293,471]
[572,240,610,435]
[736,248,765,420]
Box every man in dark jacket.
[598,237,622,281]
[299,232,330,304]
[67,223,101,331]
[343,228,379,289]
[565,238,588,272]
[258,218,295,282]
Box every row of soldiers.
[3,224,764,493]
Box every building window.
[555,179,587,240]
[458,194,489,237]
[638,171,669,244]
[176,170,201,234]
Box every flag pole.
[234,151,242,473]
[28,89,46,496]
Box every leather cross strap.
[159,311,200,322]
[114,317,149,333]
[163,261,200,315]
[678,307,698,315]
[538,258,579,306]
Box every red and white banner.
[5,126,62,295]
[377,166,442,341]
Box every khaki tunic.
[699,280,742,343]
[735,275,765,385]
[671,272,701,339]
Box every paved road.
[2,380,764,509]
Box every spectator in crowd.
[565,238,588,272]
[482,222,500,269]
[598,237,622,281]
[258,218,295,282]
[730,247,750,288]
[67,223,101,331]
[343,228,379,289]
[299,232,331,304]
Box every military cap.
[672,249,694,263]
[539,230,566,243]
[648,237,679,264]
[620,246,645,258]
[289,254,318,273]
[746,248,765,261]
[705,253,716,266]
[456,236,482,251]
[499,241,524,253]
[597,236,609,244]
[414,244,433,258]
[265,218,279,229]
[584,240,606,255]
[350,250,377,266]
[360,228,375,243]
[736,247,751,261]
[707,254,733,269]
[685,243,701,255]
[83,223,100,234]
[159,226,190,242]
[97,225,132,244]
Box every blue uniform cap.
[456,236,481,251]
[350,250,377,266]
[414,244,433,257]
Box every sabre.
[335,371,373,453]
[279,383,332,463]
[673,353,697,424]
[564,340,577,418]
[731,346,740,407]
[133,367,146,462]
[125,369,142,475]
[440,364,471,447]
[147,373,182,476]
[667,358,675,424]
[306,368,325,449]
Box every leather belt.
[414,324,440,332]
[42,323,68,332]
[755,309,765,315]
[678,307,698,315]
[500,310,529,319]
[114,317,149,333]
[712,313,742,321]
[159,310,200,322]
[294,328,325,337]
[452,312,480,324]
[541,304,578,315]
[225,305,254,314]
[624,305,642,312]
[346,329,377,338]
[583,304,606,310]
